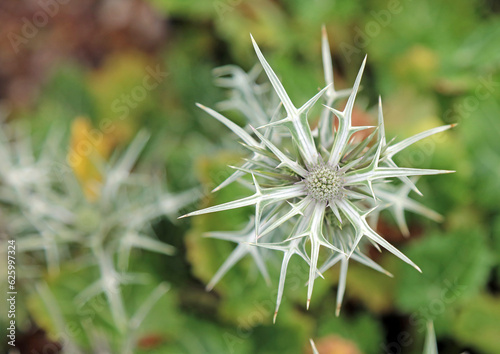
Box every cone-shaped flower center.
[304,165,343,202]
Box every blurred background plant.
[0,0,499,353]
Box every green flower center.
[304,165,343,202]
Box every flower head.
[183,28,454,321]
[304,164,344,202]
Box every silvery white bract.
[182,27,454,322]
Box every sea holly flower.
[0,116,197,333]
[182,28,454,320]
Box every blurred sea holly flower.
[0,115,198,334]
[182,27,454,321]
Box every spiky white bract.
[424,321,438,354]
[184,29,454,321]
[310,338,319,354]
[203,217,271,291]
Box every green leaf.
[395,228,494,332]
[453,294,500,353]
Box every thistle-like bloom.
[0,117,197,336]
[182,28,454,321]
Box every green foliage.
[395,228,493,334]
[453,294,500,353]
